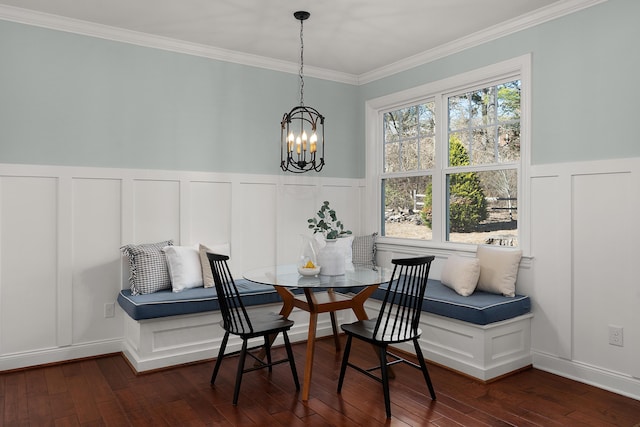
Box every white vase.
[316,239,345,276]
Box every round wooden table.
[244,264,392,401]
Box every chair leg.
[211,331,229,385]
[282,331,300,390]
[337,334,353,393]
[379,345,392,418]
[413,339,436,400]
[329,311,341,352]
[232,339,249,405]
[264,335,273,373]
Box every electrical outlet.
[609,325,623,347]
[104,302,115,318]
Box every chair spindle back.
[207,253,253,334]
[373,255,435,342]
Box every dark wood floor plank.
[65,371,104,425]
[2,371,29,426]
[45,365,69,395]
[2,337,640,426]
[95,355,135,392]
[154,399,208,427]
[96,399,132,427]
[113,388,170,427]
[54,414,81,427]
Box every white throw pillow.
[163,246,204,292]
[476,245,522,297]
[198,243,231,288]
[440,254,481,296]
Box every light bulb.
[288,132,295,152]
[309,132,318,153]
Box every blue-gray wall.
[360,0,640,166]
[1,0,638,177]
[0,20,359,177]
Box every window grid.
[381,78,521,246]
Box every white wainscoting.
[529,158,640,400]
[0,163,364,371]
[373,157,640,399]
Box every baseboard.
[533,351,640,401]
[0,339,123,372]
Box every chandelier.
[280,11,325,173]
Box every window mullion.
[431,93,447,243]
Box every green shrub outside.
[420,136,487,232]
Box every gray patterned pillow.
[352,233,377,266]
[121,240,173,295]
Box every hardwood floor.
[2,336,639,426]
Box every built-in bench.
[361,279,533,381]
[118,274,532,380]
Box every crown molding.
[357,0,607,84]
[0,0,606,86]
[0,4,359,85]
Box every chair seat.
[342,318,422,344]
[224,312,294,338]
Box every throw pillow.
[198,242,231,288]
[352,233,377,266]
[440,253,480,296]
[476,245,523,297]
[164,246,204,292]
[121,240,173,295]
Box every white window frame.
[364,54,531,256]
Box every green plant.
[420,135,487,232]
[307,201,352,240]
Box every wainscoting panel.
[277,182,320,266]
[0,176,59,355]
[132,179,180,243]
[188,180,232,248]
[238,182,278,272]
[529,174,572,360]
[572,171,638,376]
[71,178,123,344]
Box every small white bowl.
[298,266,321,276]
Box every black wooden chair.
[337,255,436,418]
[207,253,300,405]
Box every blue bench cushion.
[370,279,530,325]
[117,279,282,320]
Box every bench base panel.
[120,303,347,373]
[357,299,533,382]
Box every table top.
[243,264,392,288]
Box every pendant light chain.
[299,18,305,106]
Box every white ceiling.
[0,0,598,82]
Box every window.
[372,56,528,248]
